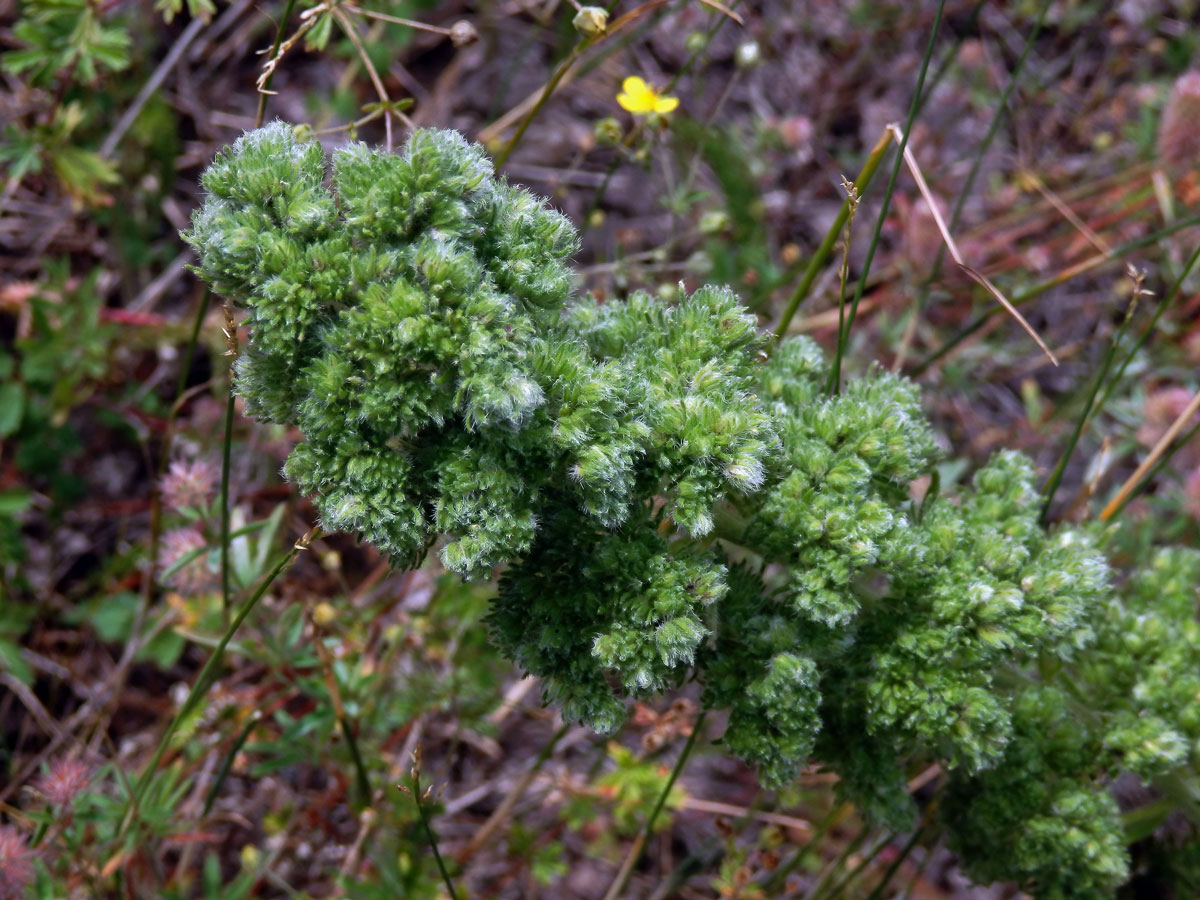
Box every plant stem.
[928,0,1052,285]
[411,772,460,900]
[202,710,261,816]
[579,2,736,245]
[495,41,590,168]
[863,827,926,900]
[764,801,849,892]
[1091,241,1200,416]
[912,0,985,118]
[602,709,708,900]
[1040,271,1145,523]
[829,178,861,394]
[827,0,947,393]
[455,720,571,864]
[218,395,236,624]
[341,716,373,807]
[255,0,300,128]
[811,830,895,900]
[121,529,317,836]
[1101,406,1200,521]
[772,130,891,342]
[803,822,871,900]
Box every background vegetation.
[2,0,1200,897]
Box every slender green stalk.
[803,822,871,900]
[340,716,374,807]
[913,0,985,117]
[218,398,236,622]
[829,179,861,395]
[911,210,1200,376]
[410,769,460,900]
[647,789,766,900]
[771,130,891,340]
[122,531,316,834]
[456,720,571,864]
[900,838,934,900]
[495,41,590,168]
[174,288,210,400]
[863,827,927,900]
[767,0,980,327]
[1092,242,1200,416]
[203,710,261,816]
[902,0,1049,372]
[579,2,734,244]
[491,0,666,169]
[602,709,709,900]
[255,0,301,128]
[763,802,849,893]
[827,0,947,393]
[1040,273,1145,523]
[928,0,1052,285]
[810,830,896,900]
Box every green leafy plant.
[3,0,131,86]
[185,123,1200,900]
[0,265,120,673]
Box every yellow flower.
[617,76,679,116]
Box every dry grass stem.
[345,3,454,36]
[333,8,395,150]
[887,123,1059,366]
[1018,168,1114,257]
[1100,386,1200,521]
[678,797,813,835]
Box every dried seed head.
[449,20,478,47]
[410,742,423,781]
[1159,71,1200,171]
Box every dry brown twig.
[677,797,813,836]
[331,7,394,150]
[1100,386,1200,521]
[255,7,322,96]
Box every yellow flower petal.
[617,92,646,114]
[617,75,679,116]
[622,75,649,96]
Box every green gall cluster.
[750,341,938,627]
[189,126,1200,900]
[186,124,770,579]
[940,685,1129,900]
[492,511,726,733]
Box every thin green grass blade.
[827,0,949,394]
